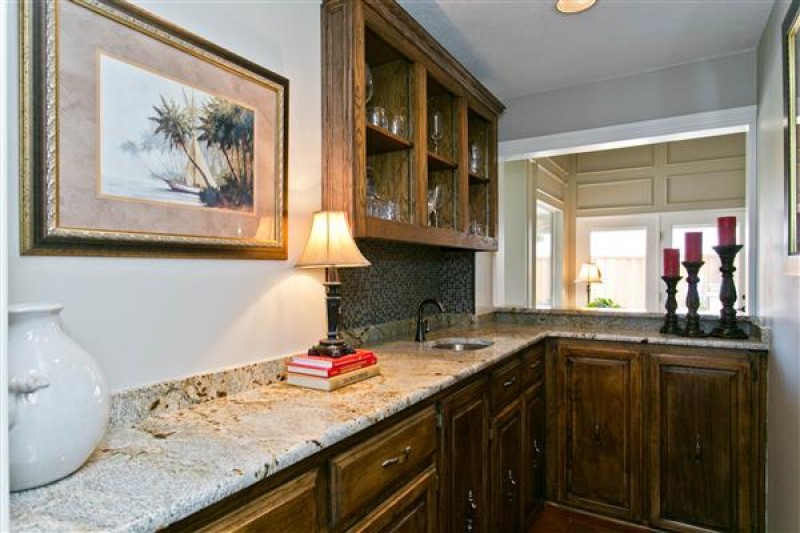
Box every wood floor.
[529,504,648,533]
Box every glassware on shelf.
[427,185,441,227]
[469,142,483,175]
[430,110,444,153]
[469,220,484,236]
[365,63,374,105]
[390,113,406,137]
[368,106,388,129]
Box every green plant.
[587,297,621,309]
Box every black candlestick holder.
[681,261,708,338]
[710,244,748,339]
[660,276,682,335]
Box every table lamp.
[576,262,603,305]
[296,211,370,357]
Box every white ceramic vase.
[8,303,111,492]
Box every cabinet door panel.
[523,382,546,525]
[559,345,641,521]
[491,399,523,533]
[348,466,437,533]
[649,354,752,532]
[440,379,489,533]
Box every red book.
[291,349,376,369]
[287,356,377,377]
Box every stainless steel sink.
[429,338,494,351]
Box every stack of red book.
[286,349,379,391]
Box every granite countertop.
[10,322,768,533]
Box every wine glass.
[430,110,444,153]
[427,185,441,227]
[365,63,374,105]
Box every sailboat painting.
[99,54,255,211]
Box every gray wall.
[500,50,756,141]
[755,2,800,530]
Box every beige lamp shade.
[296,211,370,269]
[555,0,596,14]
[576,262,603,283]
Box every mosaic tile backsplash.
[339,239,475,329]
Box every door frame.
[498,106,759,315]
[1,1,11,528]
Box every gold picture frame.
[20,0,289,259]
[783,0,800,256]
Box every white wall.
[501,50,756,141]
[6,1,326,392]
[755,1,800,530]
[1,1,9,529]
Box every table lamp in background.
[576,262,603,305]
[296,211,370,356]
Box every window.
[589,228,648,311]
[535,202,558,308]
[576,214,660,312]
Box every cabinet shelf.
[366,123,413,155]
[427,151,458,171]
[469,172,490,184]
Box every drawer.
[521,345,544,387]
[490,358,522,412]
[194,470,320,533]
[330,407,437,526]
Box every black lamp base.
[308,339,356,357]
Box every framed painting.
[20,0,289,259]
[783,0,800,256]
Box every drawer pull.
[465,489,478,532]
[505,469,517,504]
[503,376,517,388]
[694,433,703,463]
[529,361,541,369]
[533,438,543,456]
[594,420,601,447]
[381,445,412,468]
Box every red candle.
[717,216,737,246]
[663,248,680,277]
[685,232,703,262]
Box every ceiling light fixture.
[555,0,597,14]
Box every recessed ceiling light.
[555,0,597,14]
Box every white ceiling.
[398,0,776,101]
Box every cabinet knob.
[506,469,517,504]
[465,490,478,532]
[694,433,703,463]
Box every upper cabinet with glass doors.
[321,0,504,250]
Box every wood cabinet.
[556,343,642,521]
[168,338,765,533]
[491,398,524,532]
[348,466,438,532]
[171,469,326,533]
[648,351,757,532]
[330,407,438,527]
[522,380,546,524]
[321,0,504,250]
[439,345,547,533]
[439,379,489,533]
[550,340,766,532]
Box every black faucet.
[415,298,446,342]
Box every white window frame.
[576,214,660,312]
[533,200,563,309]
